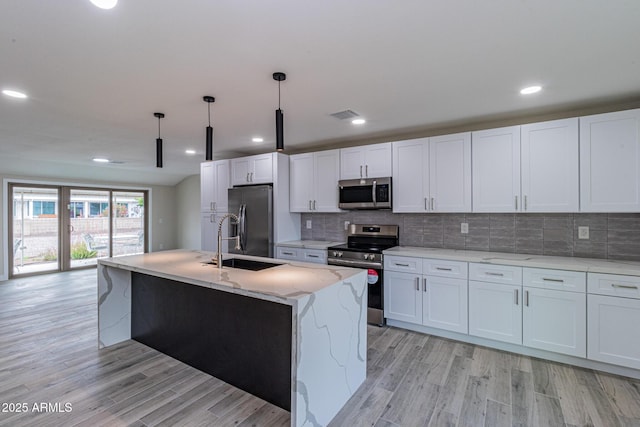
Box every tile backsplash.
[300,212,640,261]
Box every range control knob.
[338,252,343,257]
[332,251,338,257]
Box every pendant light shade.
[203,96,215,161]
[153,112,165,168]
[273,72,286,152]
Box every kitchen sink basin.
[207,258,281,271]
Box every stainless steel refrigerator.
[227,185,274,257]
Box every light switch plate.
[578,226,589,239]
[306,220,312,229]
[461,223,469,234]
[344,221,350,230]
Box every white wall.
[1,173,178,281]
[175,174,201,250]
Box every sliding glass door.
[9,184,148,278]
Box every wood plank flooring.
[1,269,639,426]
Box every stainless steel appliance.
[227,185,273,257]
[327,224,399,326]
[338,177,392,210]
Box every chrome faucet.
[214,213,241,269]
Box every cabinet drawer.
[276,246,300,261]
[423,259,468,279]
[302,249,326,264]
[523,268,586,292]
[469,263,522,286]
[384,256,422,274]
[588,273,640,299]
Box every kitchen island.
[97,249,367,427]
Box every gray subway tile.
[489,238,515,253]
[543,240,573,257]
[465,235,490,251]
[608,216,640,231]
[543,228,573,242]
[607,243,640,261]
[544,214,573,229]
[516,239,544,255]
[573,213,608,230]
[516,214,545,229]
[489,214,516,229]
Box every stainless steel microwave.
[338,177,392,210]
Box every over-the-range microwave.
[338,177,392,210]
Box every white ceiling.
[1,0,640,186]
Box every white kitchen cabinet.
[392,133,471,213]
[469,280,522,345]
[588,272,640,369]
[231,153,274,186]
[423,275,468,333]
[384,270,422,325]
[468,263,523,345]
[200,160,230,213]
[521,118,579,212]
[580,108,640,212]
[340,142,392,179]
[522,285,586,358]
[472,126,521,212]
[289,149,340,212]
[275,245,327,264]
[201,212,229,253]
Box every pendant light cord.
[208,102,211,126]
[157,117,161,138]
[278,81,281,109]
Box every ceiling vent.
[330,109,360,120]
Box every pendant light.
[203,96,215,161]
[153,112,165,168]
[273,72,286,152]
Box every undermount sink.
[208,258,281,271]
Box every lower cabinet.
[469,280,522,345]
[587,272,640,369]
[201,212,228,253]
[423,275,468,333]
[384,270,422,324]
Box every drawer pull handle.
[395,263,410,267]
[307,254,319,258]
[436,267,453,271]
[612,284,639,290]
[542,278,564,283]
[485,272,504,277]
[282,251,294,255]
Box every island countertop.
[98,249,364,304]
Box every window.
[70,202,84,218]
[33,201,56,217]
[89,202,109,217]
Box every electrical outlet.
[461,222,469,234]
[578,226,589,239]
[344,221,351,230]
[306,220,312,229]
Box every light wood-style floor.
[1,269,639,426]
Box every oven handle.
[327,259,382,269]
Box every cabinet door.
[521,118,579,212]
[340,147,366,179]
[231,158,251,186]
[275,245,300,261]
[384,271,422,324]
[472,126,521,212]
[580,109,640,212]
[213,160,230,212]
[363,142,392,177]
[201,213,228,252]
[430,132,471,212]
[200,162,215,211]
[588,294,640,369]
[469,281,522,345]
[313,149,341,212]
[289,153,314,212]
[423,276,468,333]
[392,138,429,212]
[250,153,274,184]
[523,287,586,357]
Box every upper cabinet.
[472,126,521,212]
[231,153,274,186]
[472,119,579,213]
[392,133,471,213]
[340,142,392,179]
[580,109,640,212]
[290,149,340,212]
[521,118,579,212]
[200,160,230,213]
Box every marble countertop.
[276,240,345,249]
[98,249,364,304]
[384,246,640,276]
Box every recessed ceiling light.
[90,0,118,9]
[185,149,196,155]
[352,119,366,125]
[2,89,27,99]
[520,85,542,95]
[93,158,110,163]
[252,137,264,143]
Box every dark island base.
[131,272,293,411]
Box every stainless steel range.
[327,224,399,326]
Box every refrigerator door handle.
[239,204,247,251]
